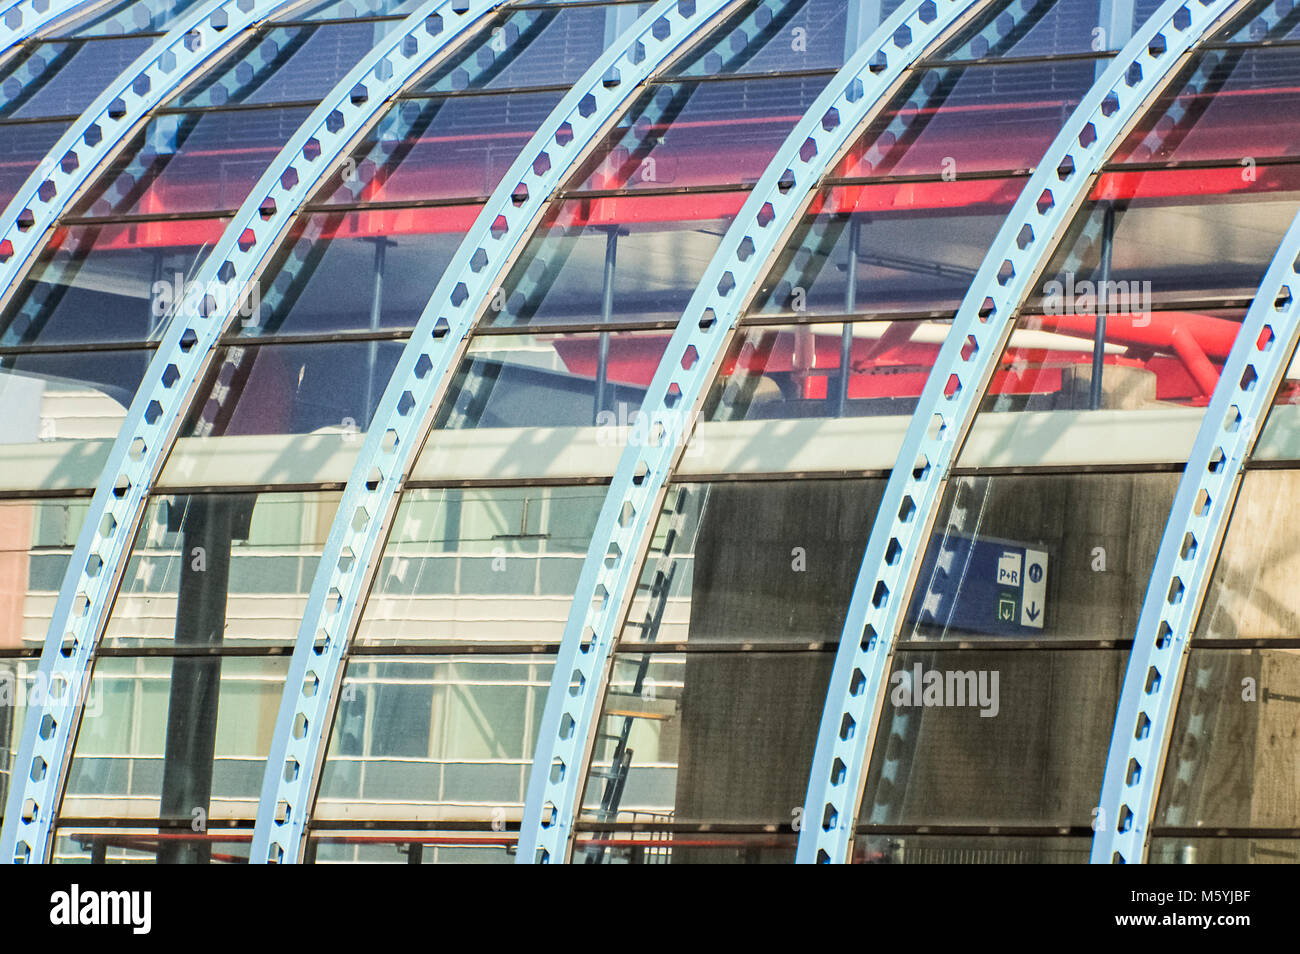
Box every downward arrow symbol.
[1026,602,1041,622]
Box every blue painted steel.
[798,0,1247,865]
[518,0,995,866]
[0,0,503,865]
[252,0,754,867]
[1092,212,1300,864]
[0,0,103,58]
[0,0,309,316]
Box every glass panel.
[615,480,879,647]
[0,657,29,823]
[278,0,421,21]
[861,650,1124,827]
[702,319,949,422]
[927,0,1117,60]
[307,831,513,864]
[662,0,852,77]
[851,834,1090,864]
[0,348,148,444]
[433,330,670,429]
[70,107,312,218]
[566,76,823,194]
[406,4,639,95]
[831,60,1096,180]
[1155,649,1300,829]
[0,37,154,120]
[1196,470,1300,640]
[314,655,551,825]
[578,651,833,831]
[1149,837,1300,864]
[746,182,1024,319]
[0,121,66,208]
[1113,48,1300,165]
[482,194,738,329]
[232,208,474,338]
[104,491,342,648]
[311,91,565,207]
[0,498,86,650]
[53,828,252,863]
[54,0,208,37]
[0,219,226,348]
[356,485,605,647]
[63,655,288,833]
[1037,170,1300,305]
[1213,0,1300,43]
[180,339,404,437]
[903,473,1176,642]
[173,21,396,109]
[572,830,797,864]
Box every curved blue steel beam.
[251,0,760,867]
[516,0,1004,866]
[798,0,1250,865]
[0,0,313,315]
[0,0,505,865]
[1092,214,1300,864]
[0,0,107,59]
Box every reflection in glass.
[614,480,880,647]
[861,650,1123,828]
[356,485,604,646]
[434,331,669,429]
[832,60,1095,180]
[702,320,948,422]
[580,651,833,846]
[181,340,404,437]
[315,656,551,825]
[69,107,312,218]
[63,656,288,844]
[0,37,152,120]
[1,348,148,443]
[1155,649,1300,831]
[905,473,1176,642]
[1195,470,1300,641]
[483,195,736,328]
[747,182,1022,318]
[104,492,341,648]
[0,221,224,348]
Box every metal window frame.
[516,0,1012,866]
[0,0,507,865]
[797,0,1250,865]
[1092,211,1300,864]
[249,0,766,867]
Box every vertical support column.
[0,0,507,865]
[251,0,751,866]
[1093,207,1300,863]
[518,0,996,865]
[797,0,1246,865]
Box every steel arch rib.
[0,0,507,865]
[516,0,999,867]
[1092,216,1300,865]
[0,0,313,316]
[797,0,1247,865]
[0,0,104,58]
[250,0,749,866]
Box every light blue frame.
[798,0,1249,864]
